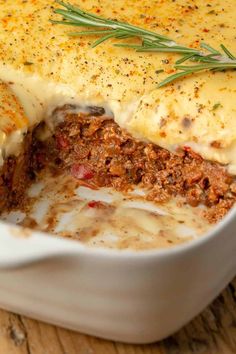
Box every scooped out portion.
[31,105,236,224]
[2,101,236,221]
[0,98,235,249]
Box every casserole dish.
[0,0,235,343]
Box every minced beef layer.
[0,133,33,211]
[31,107,236,223]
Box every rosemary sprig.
[52,0,236,87]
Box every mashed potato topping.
[0,0,235,171]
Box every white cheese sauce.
[2,172,211,250]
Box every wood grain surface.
[0,277,235,354]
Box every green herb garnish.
[212,102,222,111]
[51,1,236,87]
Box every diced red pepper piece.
[88,200,103,208]
[183,146,202,160]
[56,134,70,150]
[71,164,94,180]
[183,145,191,152]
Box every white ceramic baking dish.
[0,204,235,344]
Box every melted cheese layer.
[0,0,235,172]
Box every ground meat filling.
[0,133,33,211]
[32,108,236,223]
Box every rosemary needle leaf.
[175,53,196,64]
[50,20,88,27]
[220,44,236,60]
[157,71,192,88]
[91,33,118,47]
[114,43,144,49]
[116,34,137,39]
[176,63,236,70]
[54,9,105,27]
[68,29,119,37]
[200,42,220,55]
[137,47,199,54]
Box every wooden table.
[0,277,235,354]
